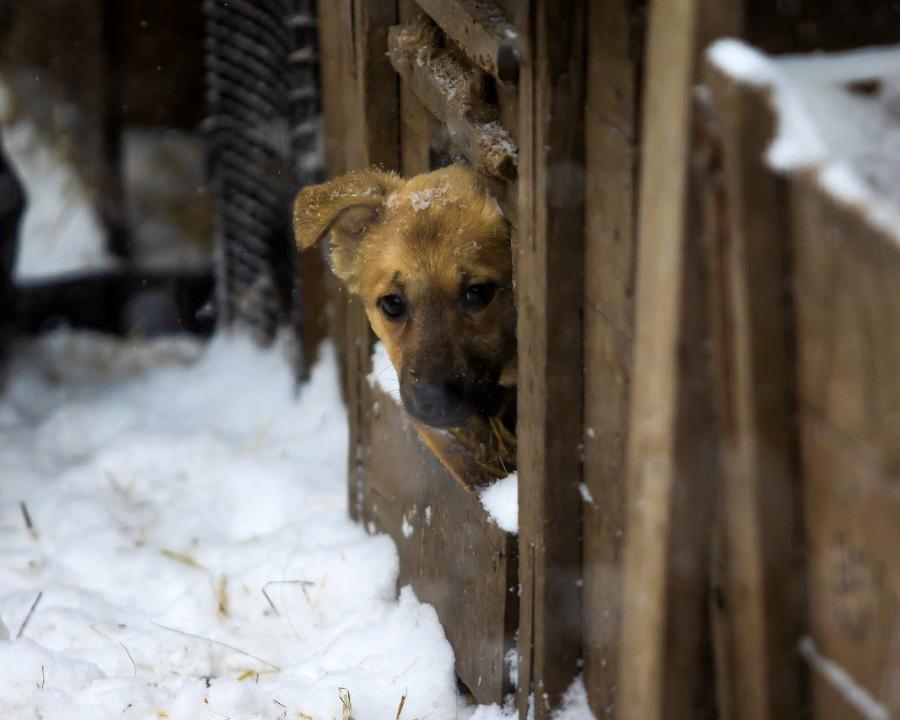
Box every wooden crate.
[703,43,900,720]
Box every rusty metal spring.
[204,0,322,372]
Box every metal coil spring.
[204,0,321,362]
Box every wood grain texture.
[387,21,518,182]
[581,0,644,713]
[413,0,520,82]
[791,175,900,478]
[365,386,518,704]
[317,0,400,520]
[789,172,900,720]
[514,0,586,717]
[617,1,739,719]
[702,62,806,720]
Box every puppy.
[293,164,515,429]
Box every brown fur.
[293,164,516,427]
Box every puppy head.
[294,164,515,428]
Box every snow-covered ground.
[0,332,469,720]
[0,107,590,720]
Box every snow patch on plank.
[708,39,900,243]
[478,472,518,534]
[368,341,401,404]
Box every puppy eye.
[462,282,498,312]
[379,293,408,320]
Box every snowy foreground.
[0,332,473,720]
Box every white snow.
[367,341,402,405]
[0,331,465,720]
[578,483,595,507]
[409,187,447,212]
[467,676,595,720]
[2,121,115,279]
[478,473,518,534]
[707,39,900,243]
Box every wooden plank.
[316,0,400,519]
[365,386,518,704]
[791,175,900,478]
[317,0,349,177]
[387,19,518,182]
[800,413,900,720]
[617,1,740,719]
[788,172,900,720]
[701,61,806,720]
[344,0,401,172]
[399,0,440,177]
[515,0,585,716]
[581,0,644,715]
[413,0,520,83]
[316,0,351,389]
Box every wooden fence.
[309,1,900,718]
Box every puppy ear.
[293,169,399,289]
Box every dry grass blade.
[119,641,138,675]
[338,688,352,720]
[261,580,314,616]
[150,621,281,672]
[216,576,229,618]
[19,501,37,539]
[160,548,204,569]
[16,591,43,639]
[395,690,407,720]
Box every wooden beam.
[365,386,518,703]
[413,0,520,83]
[789,171,900,720]
[317,0,400,519]
[581,0,645,715]
[701,59,806,720]
[515,0,586,716]
[617,1,740,719]
[387,20,518,182]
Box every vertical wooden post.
[581,0,645,715]
[701,62,806,720]
[617,1,740,719]
[318,0,400,521]
[515,0,586,716]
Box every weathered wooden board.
[413,0,520,83]
[514,0,586,717]
[617,1,739,719]
[800,414,900,720]
[387,19,518,183]
[320,0,400,520]
[365,386,518,704]
[701,62,806,720]
[581,0,644,714]
[791,178,900,479]
[789,172,900,720]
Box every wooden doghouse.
[311,1,900,719]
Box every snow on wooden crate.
[706,39,900,720]
[708,39,900,243]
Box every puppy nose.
[408,378,468,428]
